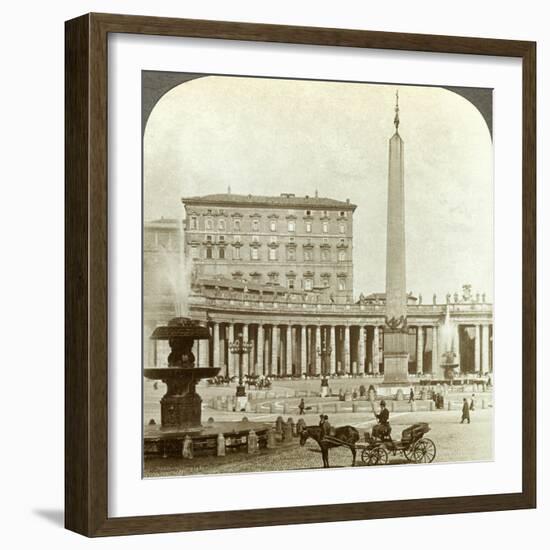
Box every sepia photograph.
[142,72,494,478]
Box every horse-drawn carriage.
[299,421,436,468]
[357,422,436,465]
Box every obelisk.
[383,91,410,384]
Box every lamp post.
[228,332,253,410]
[317,334,332,398]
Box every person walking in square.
[409,387,415,403]
[298,398,305,415]
[461,398,471,424]
[470,394,476,411]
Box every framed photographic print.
[65,13,536,537]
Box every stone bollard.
[482,399,487,409]
[334,402,341,413]
[182,435,193,459]
[275,416,284,434]
[217,433,226,456]
[429,400,435,411]
[148,418,156,425]
[248,430,259,454]
[242,416,249,423]
[283,402,289,415]
[287,418,296,436]
[352,402,359,413]
[267,427,277,449]
[270,403,278,414]
[420,389,427,401]
[410,401,416,412]
[283,421,293,441]
[396,389,404,401]
[207,417,215,424]
[447,400,453,411]
[390,401,395,412]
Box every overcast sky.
[144,76,493,301]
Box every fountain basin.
[151,319,210,340]
[143,367,220,381]
[144,420,271,458]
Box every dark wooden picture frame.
[65,12,536,537]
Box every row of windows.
[188,216,347,234]
[203,234,348,246]
[192,246,348,262]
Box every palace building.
[144,194,493,380]
[180,192,356,299]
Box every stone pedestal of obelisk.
[383,92,410,385]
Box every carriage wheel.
[411,438,436,464]
[361,447,389,466]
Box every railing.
[144,292,493,319]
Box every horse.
[299,425,360,468]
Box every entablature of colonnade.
[144,294,493,327]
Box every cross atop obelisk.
[383,90,410,384]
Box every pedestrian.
[461,398,471,424]
[470,394,476,411]
[298,398,305,415]
[409,387,415,403]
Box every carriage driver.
[372,400,392,441]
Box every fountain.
[439,306,459,379]
[144,317,219,429]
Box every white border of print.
[108,33,522,518]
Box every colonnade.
[147,321,492,377]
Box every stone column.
[358,326,366,374]
[257,324,264,376]
[271,325,279,375]
[301,325,307,375]
[454,324,461,372]
[309,326,315,374]
[213,322,220,368]
[219,327,227,376]
[286,325,292,376]
[344,325,351,373]
[242,324,249,375]
[417,326,424,374]
[431,325,439,375]
[227,323,235,378]
[481,324,490,374]
[372,326,380,374]
[330,325,337,374]
[474,324,481,373]
[315,325,321,375]
[199,335,209,369]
